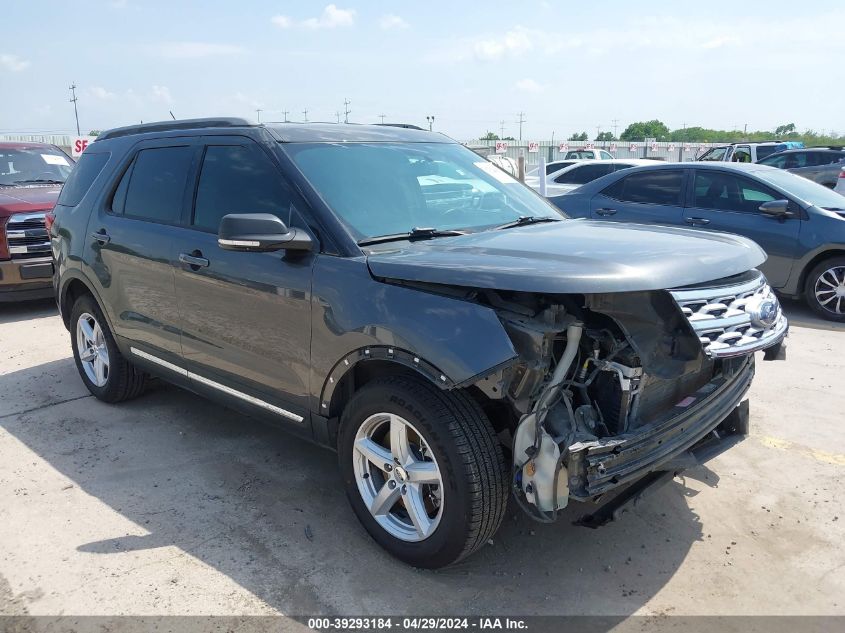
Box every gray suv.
[756,147,845,189]
[51,119,786,567]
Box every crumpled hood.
[0,185,61,217]
[366,219,767,293]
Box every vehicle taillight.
[839,168,845,178]
[0,217,9,260]
[45,210,56,230]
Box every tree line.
[480,120,844,146]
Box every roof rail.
[96,117,253,142]
[375,123,425,130]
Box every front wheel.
[804,257,845,322]
[338,376,508,568]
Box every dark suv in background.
[51,118,786,567]
[551,162,845,321]
[0,141,74,301]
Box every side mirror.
[218,213,313,252]
[759,200,794,219]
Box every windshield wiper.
[12,179,65,185]
[358,227,467,247]
[494,216,562,230]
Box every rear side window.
[193,145,291,232]
[116,146,193,223]
[754,146,779,160]
[554,163,614,185]
[56,152,109,206]
[603,170,684,206]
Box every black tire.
[70,293,149,402]
[804,256,845,322]
[338,375,508,568]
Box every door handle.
[90,230,111,244]
[595,208,617,216]
[685,217,711,226]
[179,252,210,269]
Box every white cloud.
[271,15,292,29]
[379,14,409,30]
[0,53,30,72]
[152,41,246,59]
[473,27,533,61]
[515,78,545,94]
[272,4,355,30]
[89,86,117,100]
[150,85,172,103]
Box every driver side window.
[693,171,779,213]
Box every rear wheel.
[804,257,845,322]
[338,376,508,568]
[70,294,149,402]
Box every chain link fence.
[465,139,725,165]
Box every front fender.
[310,256,517,413]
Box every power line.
[517,111,526,141]
[68,83,80,136]
[343,98,351,124]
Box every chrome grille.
[7,212,50,259]
[669,272,788,358]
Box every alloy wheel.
[76,312,110,387]
[352,413,444,542]
[814,265,845,316]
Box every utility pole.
[499,120,506,138]
[335,111,341,123]
[612,118,619,139]
[744,123,748,136]
[302,108,308,122]
[255,108,262,122]
[282,110,289,122]
[596,125,601,140]
[379,114,386,124]
[343,98,351,124]
[517,111,526,141]
[426,115,435,131]
[69,83,80,135]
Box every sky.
[1,0,844,141]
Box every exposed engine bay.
[469,281,771,521]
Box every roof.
[265,122,452,143]
[0,141,60,150]
[766,147,845,155]
[97,117,253,141]
[95,118,451,144]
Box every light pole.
[69,83,80,136]
[426,115,435,131]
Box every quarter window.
[693,171,779,213]
[603,170,685,206]
[117,146,193,223]
[193,145,291,232]
[554,163,614,185]
[56,152,109,206]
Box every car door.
[86,137,199,367]
[169,135,315,426]
[589,168,688,226]
[683,169,801,288]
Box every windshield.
[0,146,73,186]
[756,168,845,209]
[698,147,728,161]
[283,142,564,241]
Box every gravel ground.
[1,298,843,618]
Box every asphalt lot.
[1,297,843,618]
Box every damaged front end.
[474,269,787,522]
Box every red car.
[0,142,74,301]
